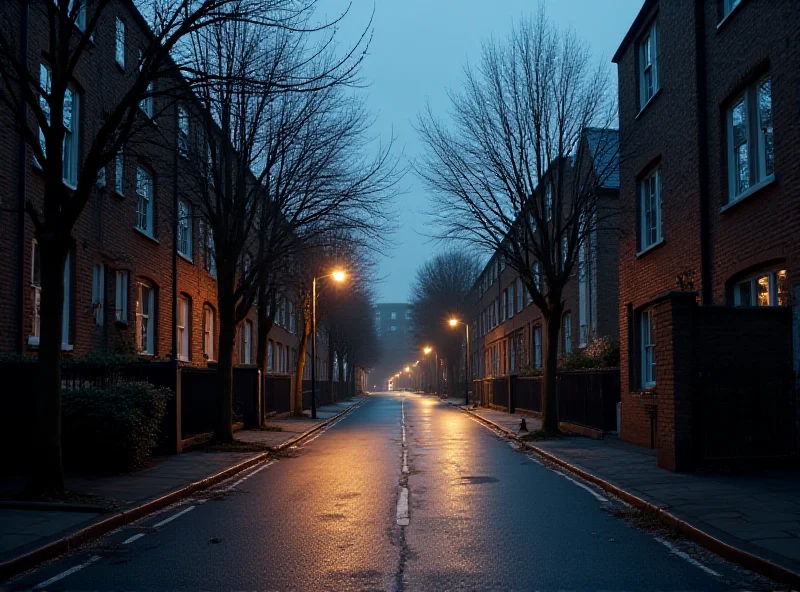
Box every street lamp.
[423,346,440,397]
[448,318,472,407]
[311,269,346,419]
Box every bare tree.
[409,251,481,397]
[416,11,617,432]
[0,0,291,493]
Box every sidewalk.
[0,397,364,578]
[459,404,800,584]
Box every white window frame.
[177,296,190,361]
[114,148,124,195]
[115,18,125,69]
[726,76,774,204]
[239,320,252,364]
[639,168,662,250]
[563,312,572,354]
[639,21,659,109]
[115,270,129,323]
[203,306,215,361]
[135,282,155,355]
[733,269,788,308]
[178,200,192,259]
[641,310,656,388]
[92,263,105,326]
[177,107,189,157]
[138,51,154,118]
[135,167,153,236]
[508,283,515,319]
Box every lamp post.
[449,318,471,406]
[311,270,346,419]
[423,346,438,396]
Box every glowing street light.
[424,346,432,355]
[448,317,472,407]
[311,269,347,418]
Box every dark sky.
[318,0,644,302]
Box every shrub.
[63,382,170,473]
[558,336,620,371]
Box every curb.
[271,397,367,452]
[459,406,800,590]
[0,397,368,584]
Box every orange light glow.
[424,346,432,355]
[331,270,346,282]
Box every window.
[138,51,154,118]
[516,278,524,313]
[61,251,72,348]
[135,167,153,236]
[501,289,507,321]
[405,309,411,320]
[68,0,86,31]
[62,87,79,187]
[640,168,662,250]
[29,241,41,344]
[177,107,189,157]
[239,320,252,364]
[723,0,742,18]
[639,21,658,109]
[391,311,397,320]
[508,283,515,318]
[390,325,397,332]
[733,269,788,307]
[288,301,295,334]
[178,201,192,259]
[92,263,105,326]
[267,340,274,372]
[115,270,129,323]
[36,64,79,187]
[96,167,106,188]
[115,148,124,195]
[135,282,155,354]
[203,306,215,361]
[533,326,542,369]
[727,76,773,203]
[115,18,125,68]
[510,338,516,372]
[545,184,553,221]
[562,312,572,354]
[201,221,216,278]
[533,262,542,293]
[177,296,190,361]
[578,242,590,347]
[641,310,656,388]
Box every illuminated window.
[733,269,788,307]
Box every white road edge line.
[121,533,146,545]
[152,505,195,528]
[396,487,410,526]
[655,537,722,577]
[559,473,609,503]
[33,555,100,589]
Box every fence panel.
[515,377,542,413]
[557,369,620,432]
[264,373,292,414]
[234,367,261,428]
[491,377,509,409]
[180,367,217,438]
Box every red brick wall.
[620,391,657,448]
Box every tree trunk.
[541,304,563,433]
[292,294,310,417]
[215,279,235,443]
[29,237,68,494]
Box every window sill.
[62,344,74,352]
[716,0,745,31]
[178,252,193,264]
[134,227,159,244]
[635,88,662,120]
[636,237,665,258]
[26,337,72,352]
[721,175,775,213]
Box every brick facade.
[614,0,800,468]
[0,0,323,375]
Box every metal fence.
[557,369,620,432]
[515,376,542,413]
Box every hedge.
[63,381,170,473]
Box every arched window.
[732,268,788,307]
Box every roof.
[584,128,619,190]
[612,0,656,64]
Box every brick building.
[0,0,324,378]
[614,0,799,469]
[470,128,620,383]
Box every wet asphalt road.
[6,393,779,591]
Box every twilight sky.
[317,0,644,303]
